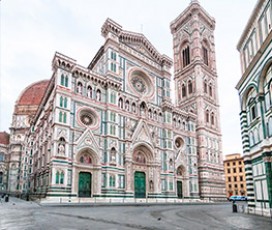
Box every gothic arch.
[241,84,258,110]
[76,147,99,166]
[131,142,154,163]
[258,57,272,94]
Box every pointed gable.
[131,120,154,147]
[101,18,173,67]
[75,129,100,154]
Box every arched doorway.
[176,165,185,199]
[134,171,146,198]
[78,172,92,197]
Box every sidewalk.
[0,196,40,208]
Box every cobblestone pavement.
[0,197,271,230]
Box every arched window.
[63,112,67,123]
[0,152,5,162]
[204,80,208,93]
[148,109,152,119]
[211,112,215,125]
[132,102,136,113]
[60,96,63,107]
[188,80,193,94]
[55,171,60,184]
[182,46,190,67]
[64,97,68,108]
[59,111,63,122]
[203,46,209,66]
[209,84,213,97]
[87,86,92,98]
[118,98,123,109]
[65,76,69,87]
[125,100,130,111]
[60,172,64,184]
[96,89,101,101]
[182,84,186,97]
[154,111,157,120]
[206,110,210,123]
[77,82,83,94]
[140,102,146,114]
[61,74,65,86]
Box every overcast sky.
[0,0,257,156]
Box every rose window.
[129,69,154,98]
[132,77,146,93]
[78,108,99,128]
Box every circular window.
[131,77,147,93]
[80,112,93,126]
[128,69,154,98]
[78,108,99,128]
[175,137,185,149]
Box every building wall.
[224,153,247,197]
[236,0,272,216]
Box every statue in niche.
[58,143,65,155]
[149,180,154,191]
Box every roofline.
[237,0,264,50]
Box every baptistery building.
[12,1,225,201]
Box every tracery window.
[182,46,190,67]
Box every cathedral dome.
[0,131,10,145]
[14,80,50,115]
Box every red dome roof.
[17,80,49,106]
[0,132,9,145]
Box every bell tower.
[170,0,225,199]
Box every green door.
[78,172,92,197]
[177,181,183,198]
[134,172,146,198]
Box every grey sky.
[0,0,256,155]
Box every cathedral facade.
[10,1,225,201]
